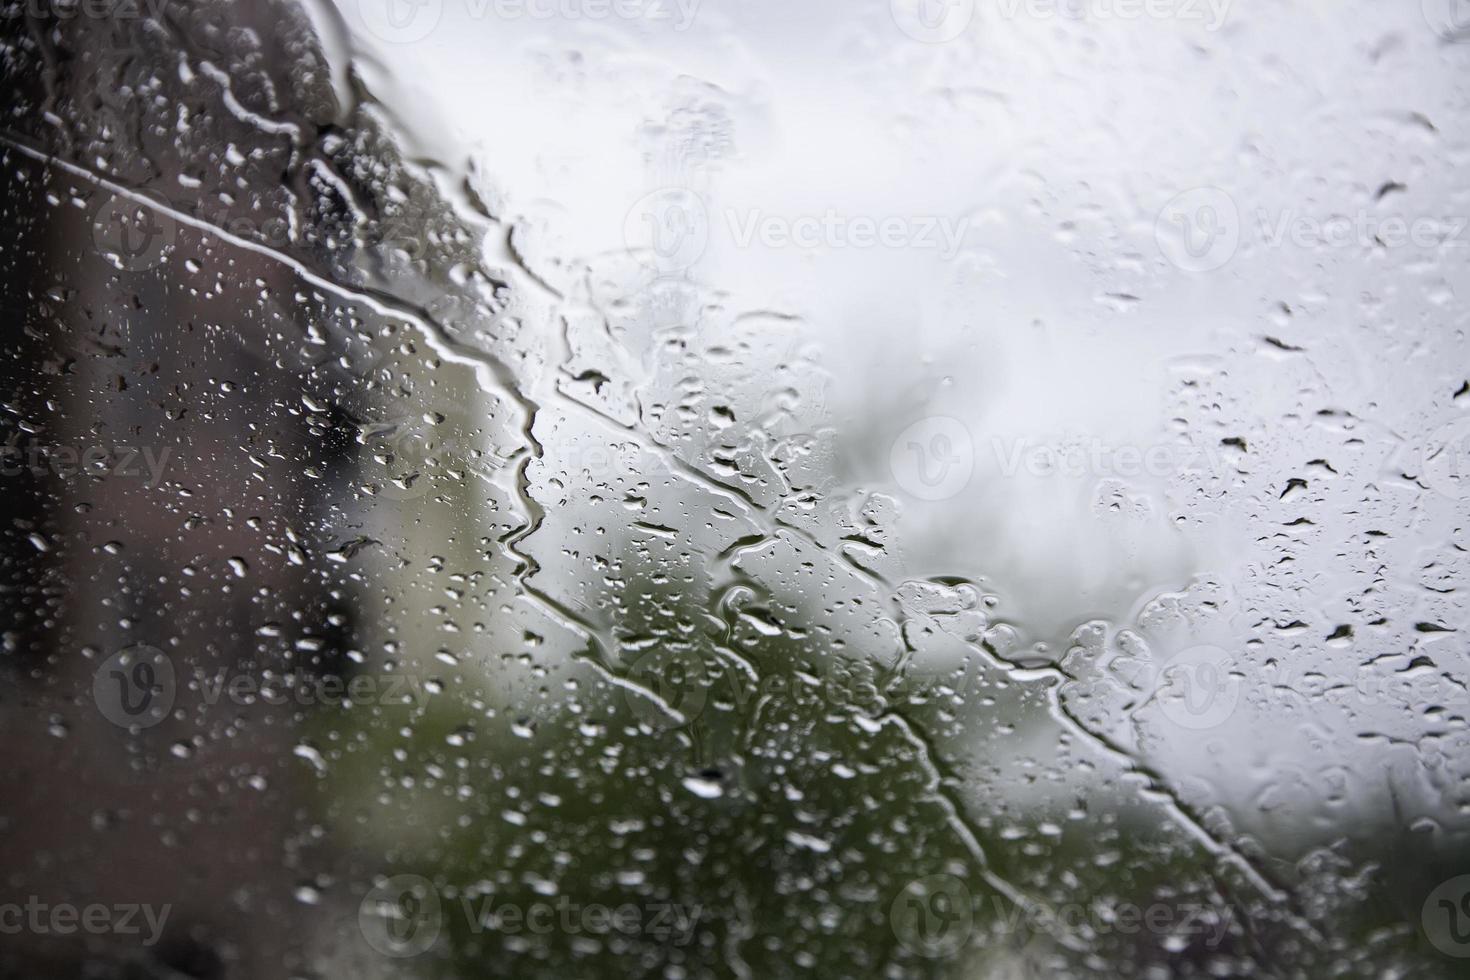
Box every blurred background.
[2,0,1469,976]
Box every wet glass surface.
[2,0,1470,976]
